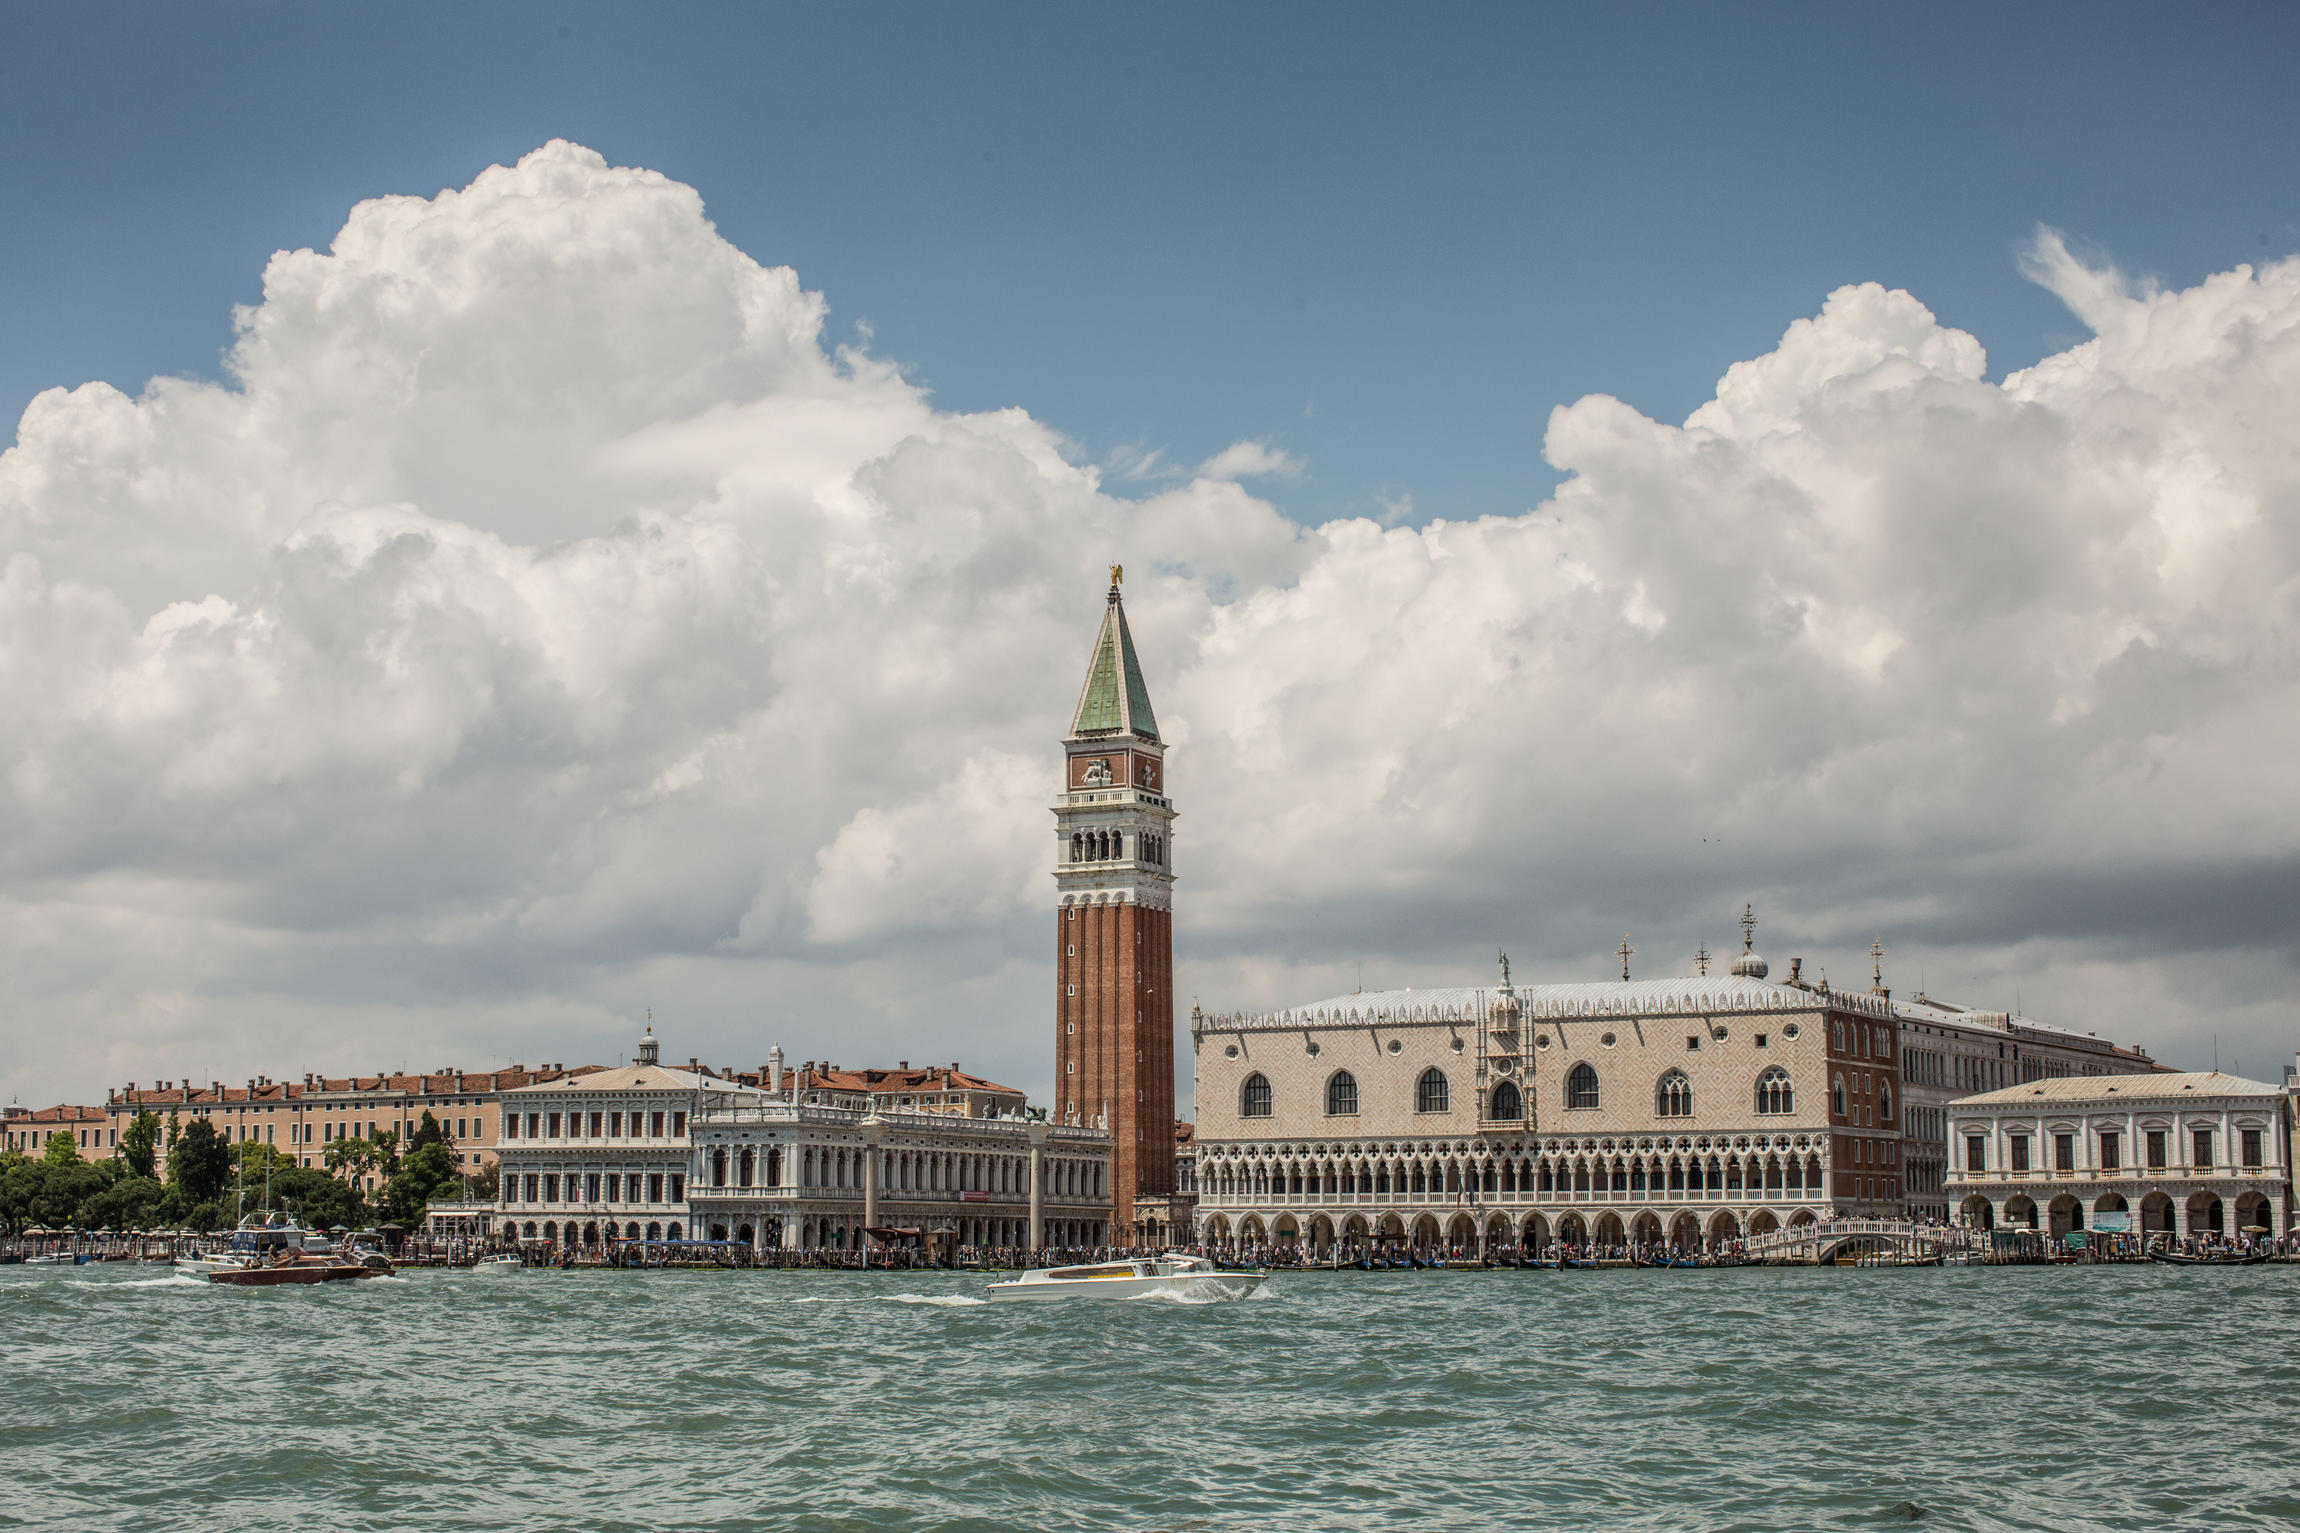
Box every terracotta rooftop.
[106,1064,601,1108]
[6,1103,108,1125]
[734,1062,1025,1098]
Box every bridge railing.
[1742,1220,1984,1257]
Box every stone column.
[1027,1118,1050,1261]
[861,1115,884,1257]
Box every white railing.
[1741,1219,1981,1257]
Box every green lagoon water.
[3,1261,2295,1532]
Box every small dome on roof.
[1731,951,1770,979]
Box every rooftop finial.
[1871,935,1885,989]
[1694,942,1711,977]
[1498,950,1511,989]
[1617,933,1635,982]
[1109,562,1123,588]
[1730,904,1769,980]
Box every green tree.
[80,1172,162,1232]
[322,1126,399,1194]
[409,1109,451,1152]
[0,1149,35,1233]
[384,1139,460,1224]
[42,1130,80,1166]
[270,1163,365,1232]
[229,1139,298,1181]
[20,1159,107,1228]
[168,1118,231,1206]
[119,1110,161,1181]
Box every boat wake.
[1123,1283,1264,1306]
[773,1292,989,1307]
[110,1273,210,1289]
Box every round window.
[1783,1022,1801,1040]
[1387,1040,1403,1055]
[1450,1037,1464,1053]
[1223,1044,1239,1059]
[1534,1034,1552,1050]
[1600,1031,1618,1047]
[1712,1026,1729,1041]
[1306,1041,1321,1056]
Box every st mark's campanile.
[1053,567,1176,1240]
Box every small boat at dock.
[2148,1249,2270,1267]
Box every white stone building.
[688,1085,1114,1255]
[496,1028,772,1247]
[1945,1071,2292,1241]
[1192,939,1920,1256]
[1894,988,2162,1220]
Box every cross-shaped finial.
[1617,933,1635,981]
[1740,903,1757,953]
[1694,942,1711,977]
[1870,935,1885,988]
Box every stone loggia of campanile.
[1053,566,1177,1240]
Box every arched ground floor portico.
[1204,1201,1831,1254]
[1953,1178,2289,1242]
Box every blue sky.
[7,3,2295,525]
[4,5,2299,1102]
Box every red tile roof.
[734,1063,1025,1098]
[7,1103,108,1125]
[105,1064,602,1109]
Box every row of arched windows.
[783,1144,1101,1198]
[1830,1073,1893,1121]
[1203,1149,1829,1204]
[1069,830,1168,865]
[708,1145,784,1189]
[1561,1062,1795,1118]
[1249,1064,1795,1120]
[1247,1068,1450,1119]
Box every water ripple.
[2,1264,2297,1530]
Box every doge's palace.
[1192,926,1915,1255]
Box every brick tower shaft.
[1052,568,1176,1241]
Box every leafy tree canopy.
[168,1118,232,1206]
[119,1110,162,1181]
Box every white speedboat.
[472,1254,523,1273]
[987,1253,1265,1303]
[175,1251,254,1279]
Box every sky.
[3,4,2298,1109]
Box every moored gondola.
[2148,1249,2271,1267]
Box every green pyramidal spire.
[1069,571,1160,741]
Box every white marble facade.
[1945,1072,2291,1240]
[1191,964,1912,1254]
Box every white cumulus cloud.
[3,143,2296,1108]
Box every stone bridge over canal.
[1742,1219,1984,1265]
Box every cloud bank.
[5,143,2296,1104]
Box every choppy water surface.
[3,1262,2296,1532]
